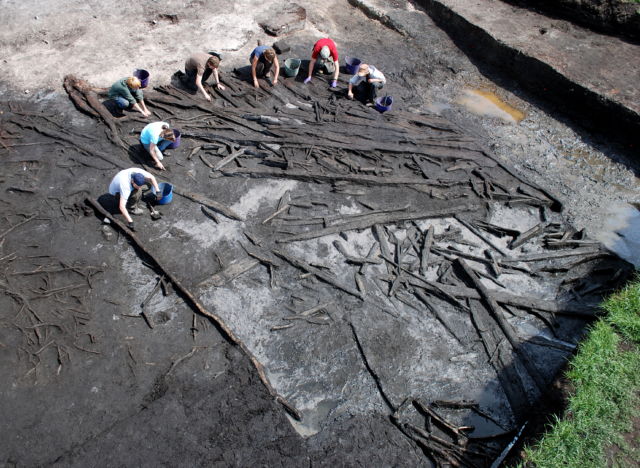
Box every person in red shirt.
[304,38,339,88]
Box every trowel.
[146,202,162,221]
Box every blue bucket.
[134,69,150,88]
[375,95,393,113]
[157,182,173,205]
[166,129,181,149]
[345,56,361,75]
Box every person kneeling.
[347,64,386,105]
[140,121,176,171]
[184,52,225,101]
[108,76,151,117]
[250,45,280,89]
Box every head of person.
[357,64,370,77]
[263,48,276,63]
[126,76,142,90]
[207,55,220,70]
[131,172,146,188]
[160,124,176,141]
[319,46,331,60]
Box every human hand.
[253,79,260,88]
[347,91,354,99]
[155,162,165,171]
[331,80,337,88]
[156,192,163,201]
[216,83,226,91]
[272,78,278,85]
[127,221,135,231]
[204,93,212,102]
[304,77,312,84]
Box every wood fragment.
[420,225,434,276]
[196,258,260,288]
[279,204,476,243]
[456,259,546,391]
[273,250,364,300]
[174,188,244,221]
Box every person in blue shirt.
[139,121,176,170]
[250,45,280,89]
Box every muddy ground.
[1,1,639,467]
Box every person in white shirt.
[347,63,386,105]
[108,168,161,230]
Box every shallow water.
[456,88,526,124]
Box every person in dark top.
[184,52,225,101]
[250,45,280,89]
[107,77,151,117]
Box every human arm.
[347,82,354,99]
[118,196,133,224]
[131,102,150,117]
[146,174,160,194]
[251,55,260,88]
[195,72,211,101]
[306,57,316,81]
[332,58,340,83]
[148,143,165,170]
[138,99,151,117]
[272,57,279,85]
[213,68,225,90]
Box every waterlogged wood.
[262,204,290,224]
[455,216,507,256]
[420,226,434,276]
[196,258,260,288]
[174,188,244,221]
[213,148,246,171]
[509,223,546,249]
[457,259,546,391]
[221,167,451,187]
[273,250,364,300]
[86,198,300,420]
[278,204,475,243]
[503,247,606,262]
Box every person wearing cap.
[304,38,339,88]
[108,168,161,230]
[347,63,386,105]
[108,77,151,117]
[250,45,280,89]
[184,52,225,101]
[140,121,177,171]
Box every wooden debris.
[86,198,301,420]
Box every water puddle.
[592,202,640,267]
[456,89,525,124]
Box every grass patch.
[521,280,640,468]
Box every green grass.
[521,280,640,468]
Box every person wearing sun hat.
[347,63,386,105]
[304,38,340,87]
[108,168,161,230]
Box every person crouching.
[139,121,176,171]
[108,76,151,117]
[347,64,386,106]
[184,52,225,101]
[250,45,280,89]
